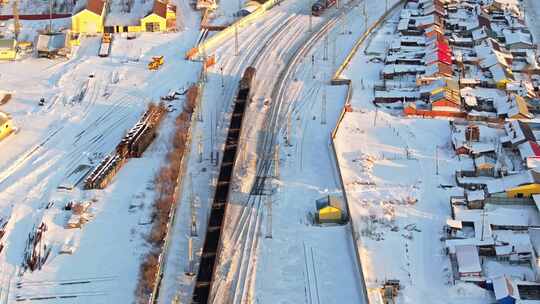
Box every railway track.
[205,3,361,303]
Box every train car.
[238,66,256,101]
[311,0,336,16]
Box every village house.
[71,0,107,34]
[140,0,177,32]
[454,244,482,279]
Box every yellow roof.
[514,94,531,117]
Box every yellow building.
[315,195,348,224]
[506,183,540,198]
[0,39,17,60]
[508,95,533,119]
[140,1,177,32]
[71,0,107,34]
[0,112,13,141]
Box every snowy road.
[524,0,540,45]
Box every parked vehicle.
[148,56,164,70]
[311,0,336,16]
[98,33,112,57]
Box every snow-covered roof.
[466,190,485,202]
[492,276,517,300]
[456,245,482,274]
[503,29,533,48]
[517,141,540,160]
[36,33,68,52]
[472,27,488,41]
[529,227,540,255]
[447,219,463,229]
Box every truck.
[148,56,165,70]
[311,0,336,16]
[99,33,112,57]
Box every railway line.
[225,5,357,304]
[184,1,365,303]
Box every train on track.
[192,66,256,304]
[311,0,336,16]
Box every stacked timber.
[84,153,125,190]
[84,103,166,190]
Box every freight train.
[192,66,256,304]
[311,0,336,16]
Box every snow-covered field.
[0,1,203,302]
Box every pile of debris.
[65,201,92,229]
[23,222,51,272]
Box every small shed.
[474,155,496,177]
[465,190,485,209]
[315,195,348,224]
[492,276,518,304]
[0,38,16,60]
[36,32,69,58]
[455,244,482,278]
[465,125,480,142]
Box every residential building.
[71,0,107,34]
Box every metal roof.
[0,39,16,49]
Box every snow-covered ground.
[332,3,532,303]
[524,0,540,45]
[0,0,202,303]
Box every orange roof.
[86,0,105,15]
[150,0,176,18]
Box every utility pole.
[197,131,203,163]
[311,54,315,79]
[197,81,204,122]
[220,65,224,89]
[274,144,279,178]
[185,236,195,276]
[321,85,327,125]
[48,0,53,33]
[363,1,367,31]
[323,35,328,61]
[286,110,292,146]
[234,25,239,56]
[265,196,272,239]
[332,37,336,71]
[309,13,312,33]
[189,174,198,237]
[13,0,20,40]
[435,146,439,175]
